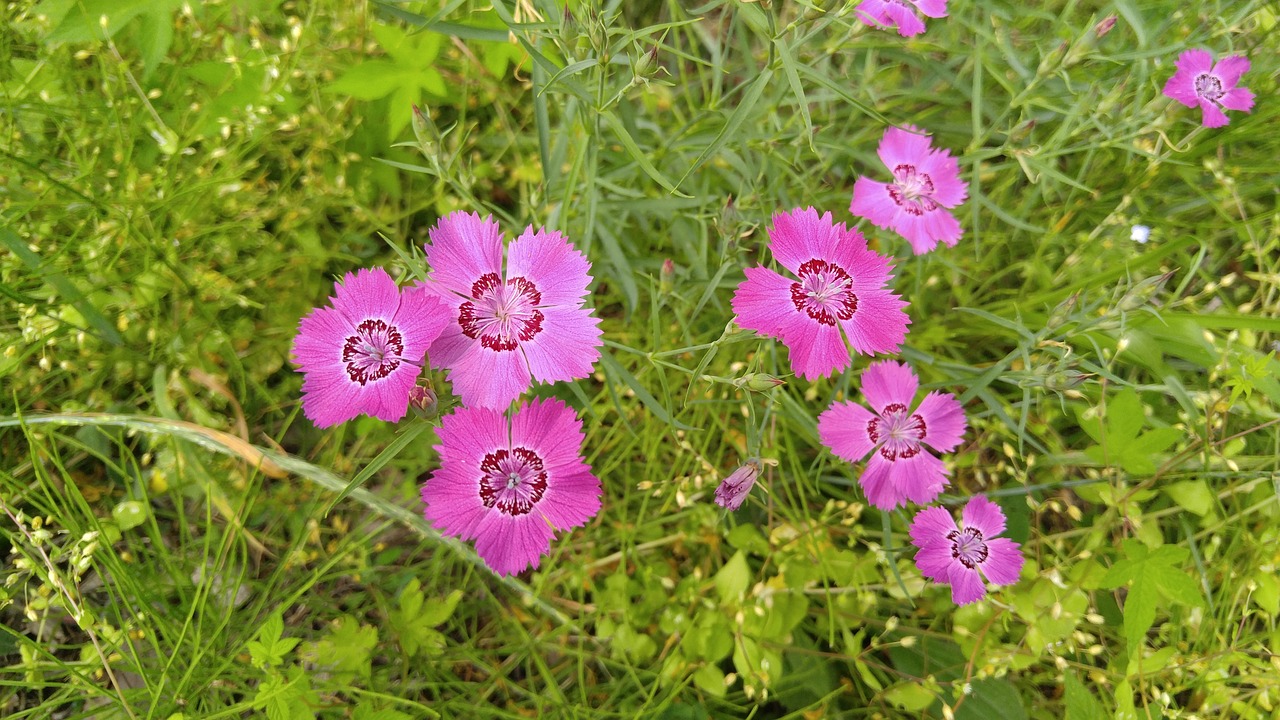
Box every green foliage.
[3,0,1280,716]
[1077,388,1183,475]
[1101,540,1204,656]
[388,580,462,658]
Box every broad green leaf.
[715,551,750,603]
[328,60,405,100]
[884,683,934,712]
[1164,479,1214,517]
[955,678,1028,720]
[1101,540,1203,651]
[1063,672,1107,720]
[692,664,726,698]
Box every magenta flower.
[850,126,968,255]
[856,0,948,37]
[714,461,760,511]
[909,496,1024,605]
[817,361,965,509]
[422,397,601,576]
[1162,49,1254,128]
[292,267,448,428]
[730,208,910,381]
[418,212,603,410]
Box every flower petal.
[1174,49,1214,76]
[949,564,987,605]
[909,505,958,549]
[913,541,956,583]
[850,177,899,231]
[506,226,593,307]
[885,0,926,36]
[778,313,850,381]
[980,537,1024,586]
[861,360,919,414]
[915,391,966,453]
[332,267,400,326]
[888,450,949,506]
[472,511,557,577]
[731,266,796,338]
[520,305,603,384]
[1161,70,1201,108]
[1220,87,1254,112]
[394,283,450,363]
[818,400,879,463]
[425,211,505,298]
[839,288,910,357]
[961,495,1006,538]
[877,126,933,170]
[1199,100,1230,128]
[768,207,843,276]
[911,0,948,18]
[1212,55,1250,86]
[444,342,532,410]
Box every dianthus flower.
[730,208,910,381]
[422,398,601,576]
[909,496,1024,605]
[1162,49,1254,128]
[817,361,965,509]
[856,0,948,37]
[850,126,968,255]
[292,267,448,427]
[419,212,602,410]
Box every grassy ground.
[3,0,1280,717]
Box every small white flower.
[1130,225,1151,244]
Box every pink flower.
[419,212,603,410]
[1163,49,1254,128]
[292,267,448,428]
[422,397,601,576]
[850,126,968,255]
[856,0,948,37]
[909,496,1024,605]
[730,208,910,381]
[714,461,760,511]
[817,361,965,509]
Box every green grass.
[3,0,1280,717]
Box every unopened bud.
[408,385,438,419]
[632,44,660,81]
[1045,291,1079,330]
[411,105,439,161]
[1117,270,1174,312]
[733,373,785,393]
[658,259,675,295]
[1094,15,1117,38]
[714,460,760,511]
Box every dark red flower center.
[888,164,940,217]
[947,527,988,569]
[789,259,858,326]
[1194,73,1224,102]
[478,447,548,517]
[342,318,404,385]
[866,402,927,462]
[459,273,545,352]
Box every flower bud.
[411,105,440,165]
[632,44,660,82]
[714,460,760,511]
[409,384,438,419]
[659,259,675,296]
[1045,291,1079,331]
[733,373,785,393]
[1117,270,1174,312]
